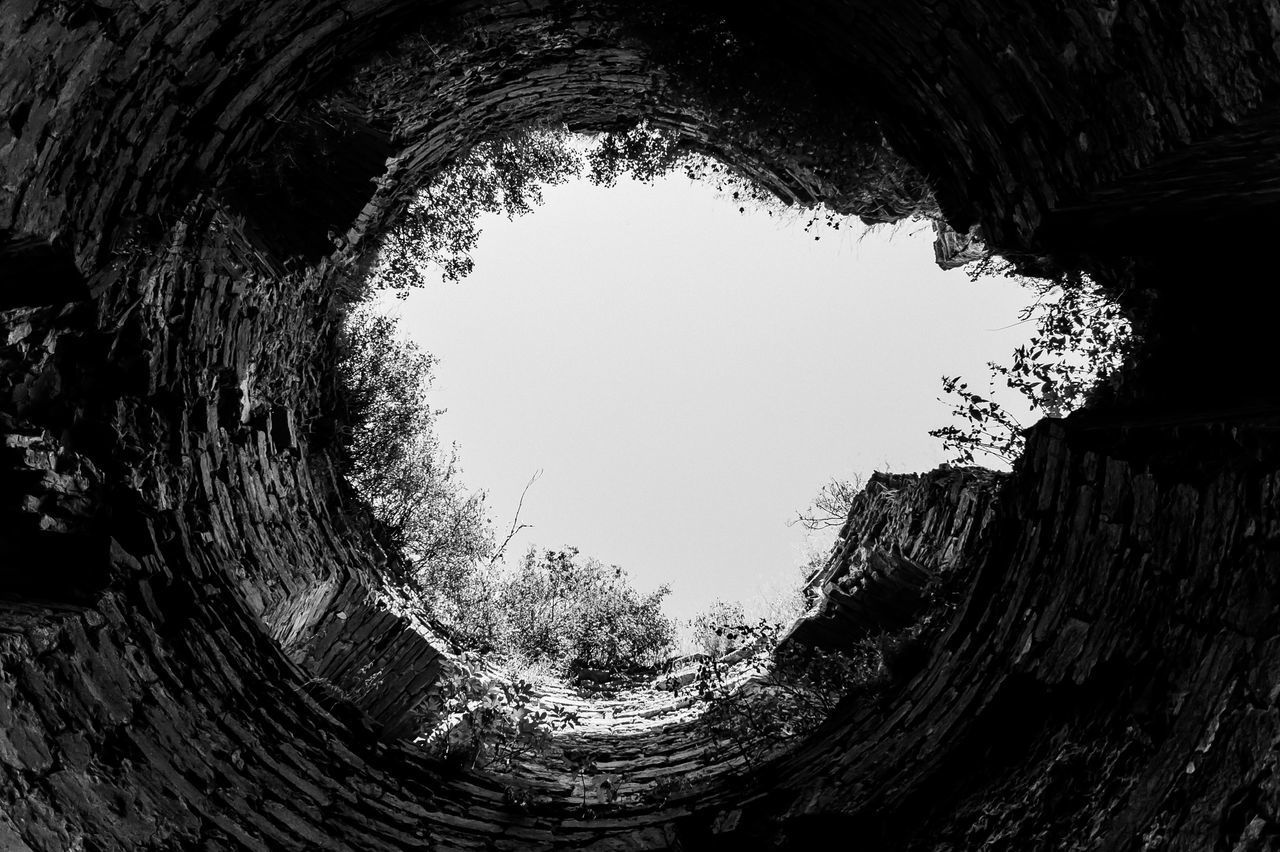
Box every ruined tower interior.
[4,1,1280,849]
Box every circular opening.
[7,1,1201,846]
[331,123,1131,796]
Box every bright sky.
[384,172,1036,620]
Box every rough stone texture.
[729,415,1280,850]
[785,468,1001,652]
[5,0,1280,849]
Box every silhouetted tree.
[793,474,865,530]
[931,264,1133,465]
[372,121,806,292]
[373,127,582,290]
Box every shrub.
[497,547,676,673]
[690,599,747,657]
[792,474,864,531]
[334,319,675,666]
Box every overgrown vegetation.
[418,657,579,771]
[337,310,677,676]
[369,122,823,293]
[373,129,583,290]
[334,319,679,665]
[690,599,747,657]
[341,122,820,679]
[931,260,1134,466]
[336,305,492,589]
[336,120,997,775]
[492,547,675,673]
[675,619,882,769]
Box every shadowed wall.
[4,1,1280,848]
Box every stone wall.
[7,1,1280,261]
[6,0,1280,849]
[785,467,1001,651]
[693,415,1280,848]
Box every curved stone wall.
[5,1,1280,849]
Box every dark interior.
[4,1,1280,848]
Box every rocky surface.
[786,468,1001,652]
[5,0,1280,849]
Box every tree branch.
[488,469,541,567]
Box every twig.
[488,470,542,567]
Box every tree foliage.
[339,310,673,672]
[586,123,809,223]
[336,305,493,589]
[373,128,583,290]
[931,263,1134,466]
[346,121,845,674]
[495,547,676,673]
[584,123,689,187]
[369,121,825,292]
